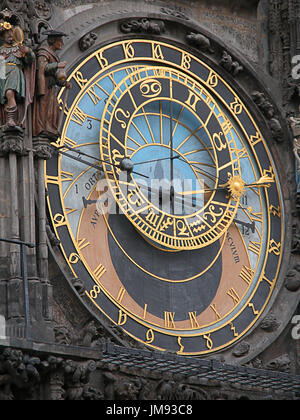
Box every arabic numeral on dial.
[88,285,101,299]
[87,119,92,130]
[241,225,250,236]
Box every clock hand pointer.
[232,218,256,233]
[51,145,105,173]
[134,155,180,166]
[83,179,257,234]
[52,144,149,179]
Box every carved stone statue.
[0,16,35,128]
[33,29,70,140]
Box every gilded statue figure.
[0,20,35,128]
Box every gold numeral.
[117,287,126,303]
[87,284,101,300]
[71,106,87,125]
[178,336,185,354]
[249,132,262,147]
[210,304,221,320]
[239,266,254,285]
[181,53,192,69]
[73,71,88,88]
[229,322,239,337]
[61,170,74,183]
[227,288,240,305]
[207,71,218,87]
[268,239,281,256]
[123,42,135,59]
[248,241,261,255]
[230,97,243,115]
[95,50,109,69]
[189,311,200,328]
[203,333,213,350]
[87,85,102,105]
[152,43,164,60]
[118,310,127,326]
[248,302,259,316]
[53,213,66,228]
[77,238,90,251]
[269,205,281,218]
[145,329,154,344]
[164,311,176,328]
[68,253,80,264]
[93,263,106,282]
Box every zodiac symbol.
[140,78,162,98]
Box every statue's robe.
[33,45,62,138]
[0,43,35,126]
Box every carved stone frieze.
[120,18,165,35]
[266,354,291,373]
[232,341,250,358]
[260,313,280,333]
[219,50,243,77]
[78,31,97,52]
[285,265,300,292]
[185,32,214,54]
[251,91,284,142]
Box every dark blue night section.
[130,41,152,60]
[104,44,125,66]
[213,78,235,105]
[189,59,210,84]
[159,43,182,67]
[264,253,280,287]
[107,214,222,320]
[253,142,271,171]
[252,281,271,314]
[236,109,257,139]
[46,154,59,178]
[47,184,63,218]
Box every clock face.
[46,39,284,355]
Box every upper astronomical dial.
[100,66,242,251]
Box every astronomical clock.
[42,2,296,362]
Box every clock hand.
[232,218,256,233]
[134,155,180,166]
[51,146,105,173]
[52,144,149,179]
[178,181,272,196]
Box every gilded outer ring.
[45,39,285,355]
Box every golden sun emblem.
[227,174,246,200]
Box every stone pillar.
[0,127,26,335]
[33,135,55,338]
